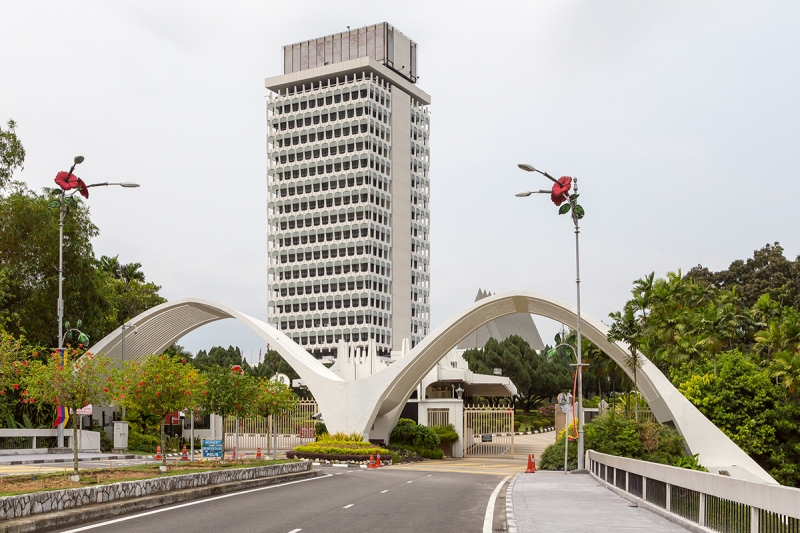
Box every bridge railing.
[588,450,800,533]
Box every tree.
[256,378,298,418]
[686,243,800,309]
[607,306,645,420]
[769,352,800,398]
[250,349,299,381]
[0,184,109,347]
[190,345,251,371]
[0,120,25,190]
[198,365,260,460]
[463,335,572,412]
[23,350,112,477]
[115,355,203,466]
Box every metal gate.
[224,400,317,452]
[463,405,514,458]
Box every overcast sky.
[2,1,799,363]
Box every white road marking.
[406,480,413,483]
[343,504,354,509]
[58,474,333,532]
[335,472,343,475]
[483,476,511,533]
[288,530,302,533]
[427,474,431,476]
[380,489,388,493]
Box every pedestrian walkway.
[509,471,692,532]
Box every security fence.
[224,400,317,452]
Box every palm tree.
[769,351,800,398]
[98,255,122,278]
[120,262,145,285]
[608,305,644,421]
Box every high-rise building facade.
[265,23,431,359]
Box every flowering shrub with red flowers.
[112,355,203,466]
[22,349,112,475]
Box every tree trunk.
[634,365,639,423]
[72,410,79,476]
[160,421,167,467]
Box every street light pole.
[572,178,586,470]
[517,164,588,470]
[56,156,84,448]
[52,155,139,448]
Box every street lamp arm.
[85,182,141,188]
[518,163,559,184]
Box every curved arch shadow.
[88,293,775,484]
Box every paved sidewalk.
[509,471,692,532]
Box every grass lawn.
[0,458,299,497]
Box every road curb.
[0,469,321,533]
[0,455,136,466]
[505,473,520,533]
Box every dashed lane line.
[58,473,333,533]
[343,504,354,509]
[380,490,388,493]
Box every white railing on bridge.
[588,450,800,533]
[0,429,101,454]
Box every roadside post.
[76,405,92,452]
[557,392,572,474]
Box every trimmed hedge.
[294,441,383,455]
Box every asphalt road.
[55,467,508,533]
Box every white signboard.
[76,405,93,415]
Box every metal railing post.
[699,493,706,527]
[665,483,671,512]
[750,507,759,533]
[642,476,647,502]
[625,471,629,492]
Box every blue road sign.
[202,439,223,458]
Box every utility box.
[113,421,129,453]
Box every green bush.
[127,426,161,453]
[389,442,444,460]
[390,418,418,444]
[432,424,459,444]
[540,411,691,471]
[390,418,440,448]
[314,421,327,438]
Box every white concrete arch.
[88,293,775,483]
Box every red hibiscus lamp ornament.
[550,176,572,207]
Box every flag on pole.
[54,406,66,427]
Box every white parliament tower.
[265,23,431,359]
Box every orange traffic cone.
[368,454,376,468]
[256,447,262,459]
[376,453,382,468]
[180,445,189,461]
[525,453,536,473]
[155,446,163,460]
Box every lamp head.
[515,190,533,197]
[119,182,140,188]
[74,156,85,165]
[518,163,536,172]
